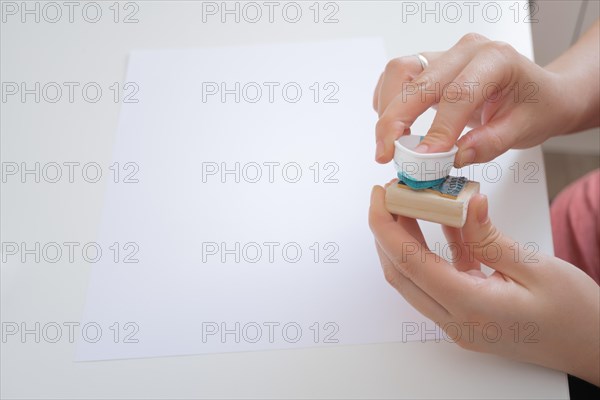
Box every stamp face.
[398,176,468,199]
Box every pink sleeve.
[551,169,600,285]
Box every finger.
[377,56,423,117]
[383,178,398,189]
[429,83,484,129]
[441,225,481,272]
[374,56,423,161]
[418,43,517,154]
[375,242,451,322]
[374,55,436,163]
[461,194,538,283]
[381,184,428,246]
[396,214,427,247]
[454,111,524,167]
[373,72,383,112]
[375,35,491,163]
[369,185,475,309]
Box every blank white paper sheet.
[77,38,553,360]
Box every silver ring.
[415,53,429,70]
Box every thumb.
[461,194,535,282]
[454,115,520,167]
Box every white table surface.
[1,1,570,398]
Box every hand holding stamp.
[384,135,480,228]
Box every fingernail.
[457,148,476,166]
[375,140,385,160]
[476,194,489,224]
[414,143,428,153]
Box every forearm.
[545,20,600,134]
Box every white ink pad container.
[393,135,458,189]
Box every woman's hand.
[368,185,600,385]
[373,31,597,167]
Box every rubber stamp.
[384,135,480,228]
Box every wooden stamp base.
[385,179,480,228]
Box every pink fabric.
[551,169,600,285]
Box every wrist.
[573,341,600,387]
[567,291,600,387]
[541,69,586,137]
[543,61,599,136]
